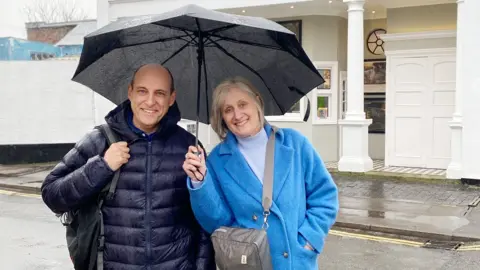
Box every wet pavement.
[1,165,480,242]
[321,233,480,269]
[0,192,72,270]
[0,170,49,193]
[336,175,479,206]
[1,192,479,270]
[0,163,55,177]
[335,176,480,241]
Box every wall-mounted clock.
[366,28,387,55]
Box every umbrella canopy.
[72,4,324,124]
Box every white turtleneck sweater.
[190,127,268,188]
[236,127,268,183]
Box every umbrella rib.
[206,36,283,113]
[179,36,195,44]
[150,23,285,51]
[208,24,239,34]
[152,22,238,36]
[181,30,199,46]
[202,42,210,122]
[204,37,225,47]
[119,34,192,50]
[161,38,196,66]
[208,34,285,52]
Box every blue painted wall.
[0,37,60,60]
[58,45,83,57]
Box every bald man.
[42,64,215,270]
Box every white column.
[97,0,110,29]
[447,0,465,179]
[338,0,373,172]
[461,0,480,181]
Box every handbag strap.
[262,126,277,229]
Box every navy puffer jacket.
[41,100,215,270]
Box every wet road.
[0,190,72,270]
[0,191,478,270]
[320,232,479,269]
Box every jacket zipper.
[146,140,152,269]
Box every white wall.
[369,134,385,160]
[0,60,213,147]
[387,4,457,33]
[0,60,113,145]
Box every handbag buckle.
[262,211,270,230]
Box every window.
[178,120,197,135]
[186,123,196,135]
[266,98,306,122]
[316,96,329,119]
[312,62,338,124]
[288,101,301,114]
[364,93,386,134]
[30,52,55,60]
[339,71,348,119]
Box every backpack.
[58,124,120,270]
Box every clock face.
[367,28,387,55]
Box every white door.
[425,56,455,168]
[386,55,455,169]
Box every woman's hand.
[183,146,207,181]
[304,243,314,251]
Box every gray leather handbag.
[211,127,277,270]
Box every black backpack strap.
[96,124,120,200]
[94,123,121,270]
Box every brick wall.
[26,25,75,44]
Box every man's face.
[128,65,176,134]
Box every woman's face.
[221,87,261,138]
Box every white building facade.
[2,0,478,181]
[98,0,479,180]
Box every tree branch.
[23,0,89,23]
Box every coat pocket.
[297,233,318,258]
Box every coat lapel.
[272,138,294,202]
[218,128,294,214]
[220,133,264,206]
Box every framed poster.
[316,68,331,89]
[364,59,386,93]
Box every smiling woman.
[210,77,265,140]
[183,76,339,270]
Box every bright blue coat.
[187,125,339,270]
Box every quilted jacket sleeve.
[195,226,216,270]
[41,129,115,214]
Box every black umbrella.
[72,4,324,145]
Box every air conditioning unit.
[178,120,196,135]
[186,123,196,135]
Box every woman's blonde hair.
[211,77,265,140]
